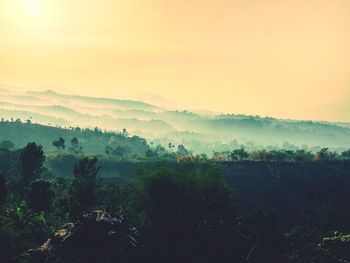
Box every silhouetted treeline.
[0,142,350,262]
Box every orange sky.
[0,0,349,121]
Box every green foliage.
[145,148,158,159]
[0,173,8,204]
[176,144,190,157]
[1,137,350,262]
[0,140,15,150]
[121,164,243,262]
[95,182,121,209]
[24,210,137,263]
[19,143,46,188]
[105,145,128,159]
[104,134,149,159]
[319,232,350,262]
[52,137,65,156]
[341,149,350,159]
[315,148,338,161]
[26,179,54,212]
[250,149,294,162]
[231,146,249,161]
[0,122,151,157]
[0,201,51,262]
[143,144,177,160]
[68,157,101,216]
[0,147,19,177]
[292,149,314,162]
[127,165,234,225]
[69,137,83,154]
[285,228,350,262]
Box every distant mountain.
[26,90,159,111]
[132,92,179,109]
[0,88,350,153]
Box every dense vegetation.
[1,135,350,262]
[2,121,350,163]
[0,121,149,157]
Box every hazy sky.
[0,0,349,121]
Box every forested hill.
[0,121,150,156]
[1,88,350,153]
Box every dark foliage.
[26,180,54,212]
[0,142,350,263]
[0,173,8,204]
[19,143,45,188]
[25,210,137,263]
[68,157,101,216]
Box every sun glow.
[22,0,42,17]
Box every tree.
[293,150,314,162]
[212,151,225,161]
[168,142,175,151]
[316,148,329,161]
[106,145,127,159]
[69,157,101,214]
[145,149,158,159]
[0,173,8,203]
[70,137,82,154]
[250,150,266,161]
[268,150,291,162]
[177,144,189,157]
[341,149,350,160]
[26,179,54,212]
[231,146,249,161]
[155,145,167,158]
[0,140,15,151]
[105,145,113,155]
[122,128,129,136]
[52,137,65,156]
[19,143,45,188]
[114,145,126,159]
[316,148,338,161]
[128,165,237,262]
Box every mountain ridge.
[1,88,350,153]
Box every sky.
[0,0,349,121]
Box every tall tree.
[231,146,249,161]
[177,144,189,157]
[316,148,338,161]
[69,157,101,214]
[52,137,65,156]
[19,143,45,188]
[341,149,350,160]
[114,145,126,159]
[0,172,8,203]
[70,137,82,154]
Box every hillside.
[1,88,350,153]
[0,121,150,156]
